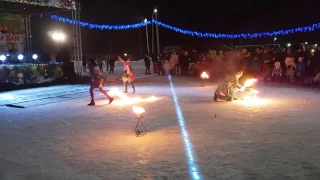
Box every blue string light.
[50,15,151,30]
[49,15,320,39]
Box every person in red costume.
[118,56,136,93]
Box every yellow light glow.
[201,72,209,79]
[238,97,271,106]
[133,106,145,115]
[107,88,159,106]
[244,79,257,88]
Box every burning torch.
[200,72,209,87]
[132,106,147,137]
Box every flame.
[107,87,159,106]
[133,106,145,115]
[201,72,209,79]
[243,79,257,88]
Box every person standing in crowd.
[109,56,115,74]
[87,58,114,106]
[272,62,282,83]
[295,57,306,85]
[314,46,320,75]
[106,55,110,72]
[180,51,190,75]
[249,53,262,78]
[98,58,104,72]
[151,54,158,75]
[144,54,151,74]
[82,55,87,72]
[285,56,296,84]
[170,52,179,75]
[261,48,272,82]
[162,53,171,75]
[158,54,166,75]
[56,44,74,81]
[215,50,225,77]
[304,60,315,85]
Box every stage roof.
[0,0,75,15]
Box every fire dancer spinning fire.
[87,58,114,106]
[118,56,136,93]
[214,71,244,101]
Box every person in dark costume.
[87,58,114,106]
[214,71,244,101]
[109,56,115,74]
[144,54,151,74]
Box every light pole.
[151,8,157,54]
[155,10,160,55]
[144,18,150,55]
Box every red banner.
[0,34,23,42]
[0,13,24,55]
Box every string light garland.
[50,15,151,30]
[0,62,63,67]
[2,0,75,9]
[49,15,320,39]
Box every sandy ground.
[1,62,320,180]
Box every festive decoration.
[0,62,63,67]
[50,15,150,30]
[49,15,320,39]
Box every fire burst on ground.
[237,79,272,106]
[107,87,159,106]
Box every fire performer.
[87,58,114,106]
[118,56,136,93]
[214,71,244,101]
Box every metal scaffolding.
[0,0,83,75]
[24,15,32,59]
[71,2,83,76]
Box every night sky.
[31,0,319,56]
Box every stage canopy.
[0,0,75,14]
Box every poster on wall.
[2,0,75,9]
[0,13,25,56]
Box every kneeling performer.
[214,71,244,101]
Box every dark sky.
[32,0,319,56]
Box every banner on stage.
[0,13,25,55]
[2,0,75,9]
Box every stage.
[0,62,63,86]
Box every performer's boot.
[88,100,95,106]
[213,93,219,101]
[123,83,128,93]
[132,83,136,93]
[227,95,234,101]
